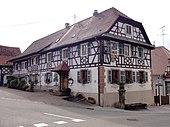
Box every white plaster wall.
[69,67,98,93]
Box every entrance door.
[61,71,68,90]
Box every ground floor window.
[108,69,148,84]
[77,70,91,84]
[44,72,52,84]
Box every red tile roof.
[0,45,21,65]
[151,46,170,75]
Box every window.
[124,45,130,56]
[44,73,52,84]
[120,71,126,83]
[138,47,143,58]
[125,70,132,83]
[81,44,88,56]
[108,70,119,84]
[137,71,147,83]
[119,43,124,55]
[125,24,132,35]
[166,82,170,94]
[21,62,25,69]
[62,49,68,59]
[15,63,19,70]
[47,52,52,62]
[77,70,91,84]
[111,41,118,55]
[131,46,136,56]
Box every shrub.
[9,79,18,89]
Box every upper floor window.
[31,57,38,65]
[131,46,136,56]
[47,52,52,62]
[124,45,130,56]
[138,47,143,58]
[62,48,69,59]
[119,43,124,55]
[111,41,118,55]
[81,43,88,56]
[125,24,132,35]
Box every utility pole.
[160,25,167,46]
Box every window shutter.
[60,50,62,60]
[50,73,52,82]
[67,48,70,58]
[107,70,112,83]
[136,72,140,82]
[77,45,80,56]
[44,73,46,82]
[88,42,91,54]
[51,52,53,62]
[38,74,40,82]
[119,43,124,55]
[144,72,148,82]
[77,71,80,83]
[132,71,136,82]
[45,54,47,63]
[87,70,91,83]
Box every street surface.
[0,87,170,127]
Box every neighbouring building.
[9,7,154,106]
[0,45,21,86]
[151,46,170,105]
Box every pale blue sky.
[0,0,169,52]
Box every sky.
[0,0,169,52]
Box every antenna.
[160,25,167,46]
[74,15,76,24]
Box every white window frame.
[124,44,130,56]
[81,43,88,56]
[62,48,68,59]
[111,41,118,55]
[47,52,52,62]
[125,24,133,36]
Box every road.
[0,87,170,127]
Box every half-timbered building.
[0,45,21,86]
[9,7,154,106]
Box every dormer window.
[47,52,52,62]
[125,24,132,35]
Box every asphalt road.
[1,87,170,127]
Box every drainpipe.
[95,37,101,106]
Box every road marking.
[18,126,24,127]
[54,121,68,124]
[33,123,48,127]
[44,112,86,122]
[72,119,86,122]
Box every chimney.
[93,10,98,16]
[65,23,70,29]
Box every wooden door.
[61,72,68,90]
